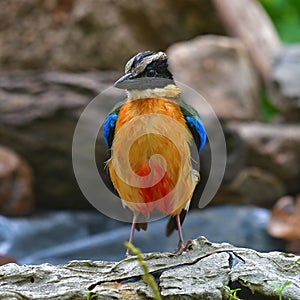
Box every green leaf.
[282,281,292,289]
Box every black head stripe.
[125,51,168,75]
[137,59,173,80]
[125,51,157,74]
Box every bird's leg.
[125,212,138,257]
[173,214,185,254]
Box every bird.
[101,51,206,255]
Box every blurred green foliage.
[260,88,279,122]
[259,0,300,121]
[260,0,300,43]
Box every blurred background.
[0,0,299,265]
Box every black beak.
[113,73,134,89]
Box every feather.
[102,100,125,147]
[107,97,195,217]
[136,222,148,231]
[103,114,117,147]
[179,102,206,153]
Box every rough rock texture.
[228,122,300,195]
[212,121,300,207]
[0,237,299,300]
[268,45,300,120]
[0,0,224,71]
[168,35,260,120]
[0,146,34,215]
[213,167,286,207]
[0,70,120,209]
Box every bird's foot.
[172,239,193,255]
[125,249,133,258]
[172,240,185,255]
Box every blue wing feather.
[186,115,206,152]
[102,100,125,148]
[103,113,118,147]
[178,101,206,152]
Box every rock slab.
[268,45,300,120]
[0,70,120,209]
[168,35,260,121]
[0,0,223,71]
[0,237,299,300]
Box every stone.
[227,121,300,194]
[0,146,34,215]
[0,0,224,71]
[167,35,260,121]
[0,237,299,300]
[213,167,286,207]
[268,45,300,120]
[0,70,122,209]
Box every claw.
[172,240,185,255]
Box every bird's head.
[114,51,175,91]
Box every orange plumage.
[108,97,198,216]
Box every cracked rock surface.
[0,237,299,299]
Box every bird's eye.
[147,69,156,77]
